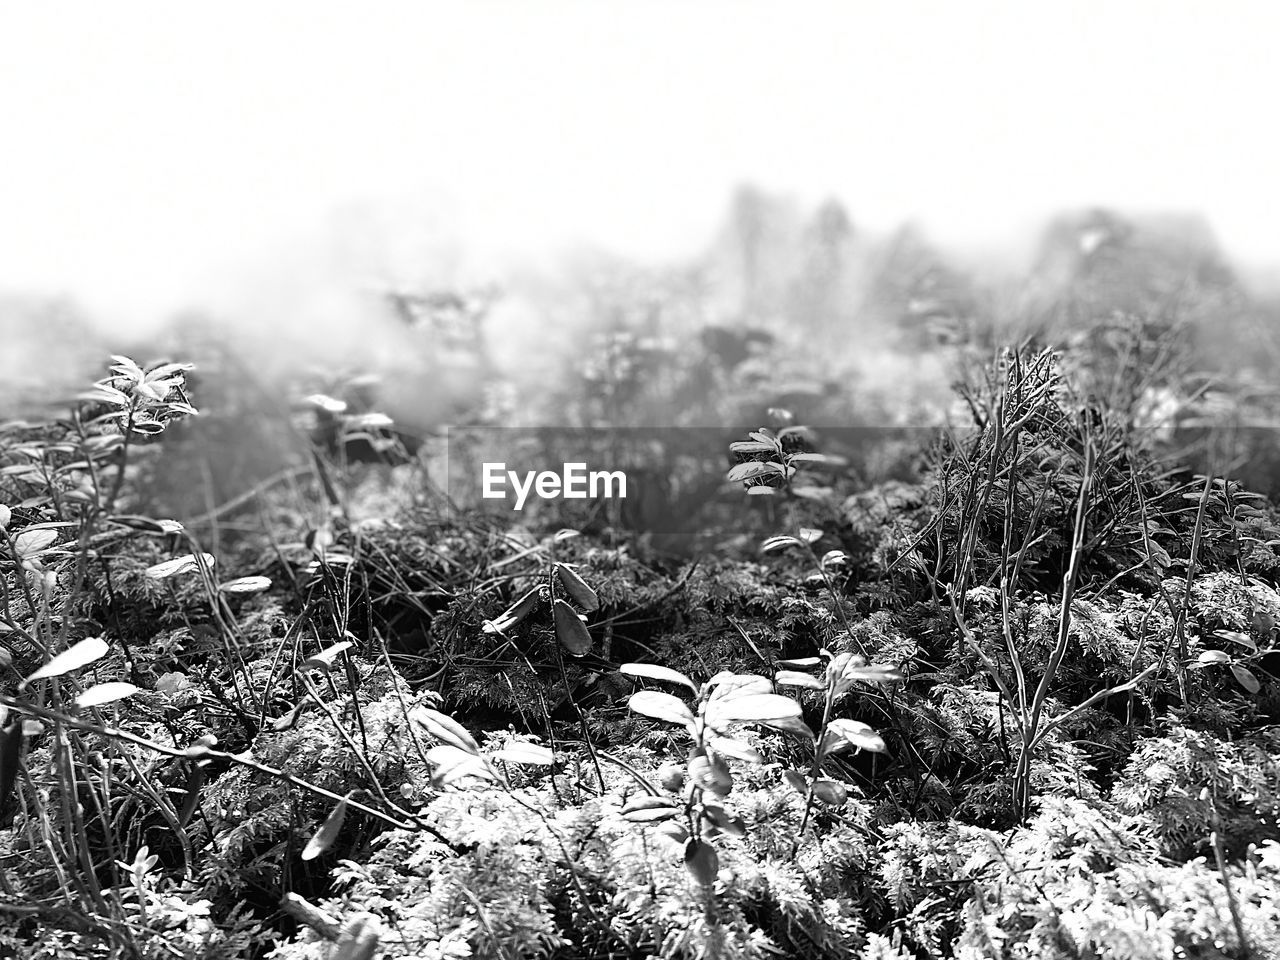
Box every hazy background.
[2,1,1277,327]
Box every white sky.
[1,0,1278,332]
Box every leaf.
[303,394,347,414]
[23,636,109,685]
[774,670,824,690]
[810,779,849,806]
[13,529,57,558]
[74,682,140,709]
[177,762,206,828]
[683,838,719,886]
[108,515,185,535]
[491,742,554,765]
[1197,650,1231,666]
[706,673,772,702]
[727,461,784,483]
[782,769,809,797]
[298,641,354,675]
[777,657,822,668]
[427,745,499,787]
[555,564,600,611]
[760,535,803,553]
[301,794,350,861]
[688,753,733,797]
[701,803,747,838]
[822,719,887,755]
[0,505,10,530]
[219,576,272,594]
[619,663,698,694]
[1231,664,1262,695]
[144,554,215,580]
[820,550,848,569]
[798,527,823,543]
[622,795,681,822]
[707,735,762,764]
[758,715,817,741]
[483,587,541,635]
[411,707,481,755]
[728,441,777,453]
[627,690,695,727]
[553,599,593,656]
[707,693,802,725]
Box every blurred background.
[2,0,1279,530]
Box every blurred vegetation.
[3,196,1280,958]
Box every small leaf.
[727,461,784,482]
[555,564,600,611]
[759,715,817,741]
[1197,650,1231,666]
[144,554,215,580]
[483,587,541,635]
[298,640,354,675]
[219,576,272,594]
[798,527,822,543]
[0,505,10,530]
[760,535,803,553]
[491,742,554,765]
[810,779,849,806]
[782,769,809,797]
[777,657,822,668]
[728,441,777,453]
[627,690,696,727]
[427,745,499,787]
[688,753,733,797]
[707,735,762,764]
[177,762,206,828]
[553,599,593,656]
[108,515,185,535]
[622,795,681,822]
[683,838,719,886]
[1231,664,1262,695]
[411,708,481,756]
[656,821,689,844]
[0,720,23,820]
[619,663,698,694]
[774,670,824,690]
[707,693,802,725]
[74,682,140,709]
[820,550,848,569]
[706,673,772,702]
[301,794,350,861]
[13,529,57,558]
[303,394,347,414]
[701,804,747,838]
[23,636,110,685]
[822,719,887,755]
